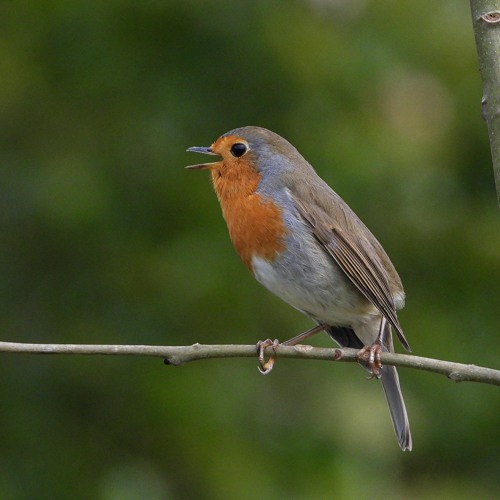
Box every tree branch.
[1,340,499,386]
[470,1,500,204]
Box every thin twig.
[1,341,499,386]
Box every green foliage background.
[1,1,499,498]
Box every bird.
[186,126,412,451]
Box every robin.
[186,126,412,451]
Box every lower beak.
[186,146,219,170]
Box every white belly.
[251,252,378,328]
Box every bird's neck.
[211,164,286,271]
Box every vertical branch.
[470,1,500,205]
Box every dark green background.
[1,1,499,498]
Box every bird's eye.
[230,143,247,158]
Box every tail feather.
[380,363,412,451]
[325,325,412,451]
[325,325,364,349]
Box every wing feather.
[293,195,410,351]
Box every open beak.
[185,146,219,170]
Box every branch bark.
[470,1,500,204]
[1,340,499,386]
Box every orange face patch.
[207,136,286,271]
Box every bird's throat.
[211,163,286,271]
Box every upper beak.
[185,146,219,170]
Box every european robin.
[186,126,412,451]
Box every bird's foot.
[356,341,383,379]
[256,339,279,375]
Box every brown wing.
[293,195,410,351]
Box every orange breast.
[211,160,286,271]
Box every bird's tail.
[380,362,412,451]
[325,325,412,451]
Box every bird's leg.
[256,323,328,375]
[356,317,387,379]
[281,323,328,346]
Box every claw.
[256,339,279,375]
[356,341,383,379]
